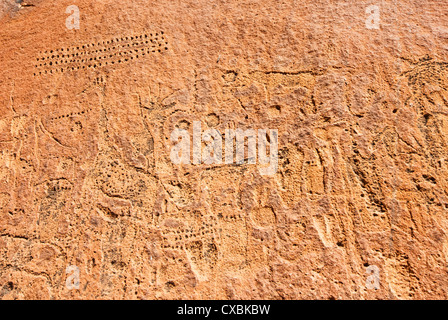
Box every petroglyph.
[1,0,448,300]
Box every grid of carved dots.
[34,31,168,76]
[161,217,218,250]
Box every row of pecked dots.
[65,45,167,66]
[35,43,167,68]
[37,41,119,62]
[36,47,114,67]
[161,243,185,250]
[36,32,167,62]
[70,36,168,58]
[81,46,168,63]
[51,108,92,121]
[36,44,164,68]
[35,42,168,67]
[33,46,167,76]
[36,45,126,67]
[100,46,168,64]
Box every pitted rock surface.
[1,0,448,299]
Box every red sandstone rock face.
[0,0,448,300]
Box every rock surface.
[0,0,448,299]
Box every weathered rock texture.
[1,0,448,300]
